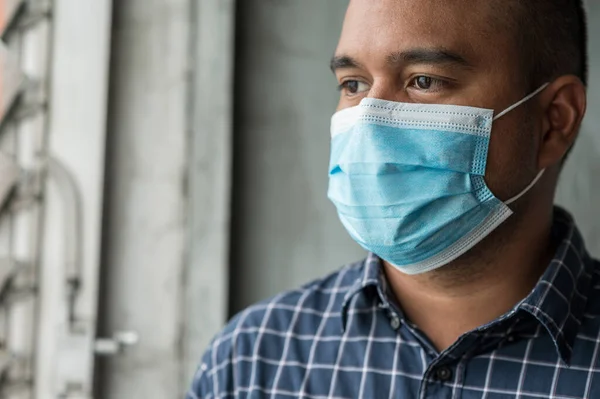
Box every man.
[188,0,596,397]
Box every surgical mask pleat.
[328,168,476,208]
[330,123,489,176]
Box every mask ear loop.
[491,83,549,205]
[493,83,550,121]
[505,169,545,205]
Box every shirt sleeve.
[185,311,257,399]
[185,349,215,399]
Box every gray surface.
[231,1,600,314]
[230,0,364,314]
[97,0,235,397]
[184,0,235,389]
[556,2,600,257]
[98,0,190,397]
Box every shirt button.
[435,367,453,382]
[507,335,516,343]
[390,315,401,330]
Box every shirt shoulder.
[581,258,600,321]
[187,260,366,398]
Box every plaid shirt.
[188,208,600,399]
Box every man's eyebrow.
[387,48,473,68]
[330,55,362,72]
[329,49,472,73]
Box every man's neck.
[383,207,555,352]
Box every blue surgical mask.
[328,84,548,275]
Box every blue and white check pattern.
[188,208,600,399]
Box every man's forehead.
[338,0,505,60]
[344,0,499,19]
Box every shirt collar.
[518,207,595,364]
[340,207,595,364]
[341,252,389,331]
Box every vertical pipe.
[36,0,112,396]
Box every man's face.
[333,0,542,201]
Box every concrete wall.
[98,0,190,397]
[230,0,364,314]
[556,2,600,256]
[97,0,234,397]
[231,0,600,314]
[184,0,234,388]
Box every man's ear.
[537,76,587,169]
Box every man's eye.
[411,76,446,92]
[338,80,370,95]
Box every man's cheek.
[484,124,537,201]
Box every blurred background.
[0,0,596,398]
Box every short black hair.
[509,0,588,90]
